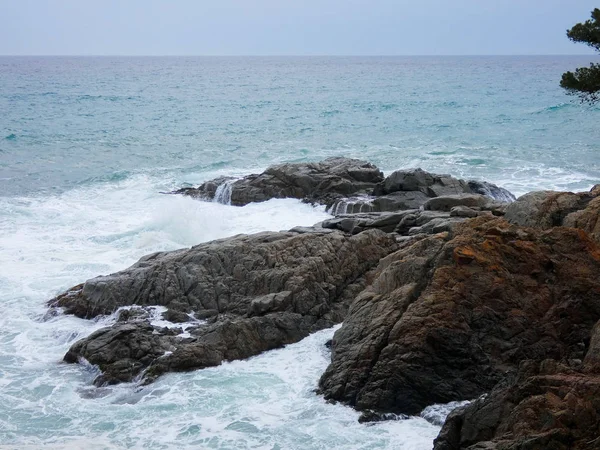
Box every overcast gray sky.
[1,0,598,55]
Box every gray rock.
[328,197,377,215]
[504,190,594,229]
[287,225,335,234]
[408,217,465,235]
[175,176,236,201]
[174,163,516,214]
[374,168,471,198]
[428,175,471,197]
[71,311,320,386]
[323,209,468,237]
[377,168,436,194]
[424,194,491,212]
[64,322,171,385]
[175,157,384,207]
[467,180,516,203]
[329,191,433,214]
[322,211,419,235]
[50,230,394,319]
[371,191,431,211]
[504,191,570,228]
[52,229,397,384]
[450,206,479,218]
[146,312,314,382]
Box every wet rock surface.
[174,157,384,206]
[174,157,515,212]
[52,229,397,385]
[433,358,600,450]
[433,320,600,449]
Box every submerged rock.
[51,229,397,385]
[318,216,600,415]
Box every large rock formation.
[48,155,600,448]
[50,229,397,385]
[174,157,515,212]
[175,157,385,207]
[318,216,600,416]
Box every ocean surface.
[0,56,599,449]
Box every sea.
[0,56,599,449]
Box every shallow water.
[1,56,599,449]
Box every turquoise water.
[2,56,599,197]
[0,56,599,449]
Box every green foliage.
[561,8,600,103]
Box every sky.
[1,0,599,56]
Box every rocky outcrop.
[318,216,600,416]
[505,184,600,244]
[48,152,600,449]
[51,229,397,385]
[373,168,471,197]
[65,311,318,386]
[174,158,515,213]
[433,321,600,449]
[322,210,464,236]
[175,157,384,206]
[433,358,600,450]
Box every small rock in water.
[358,410,409,424]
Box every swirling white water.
[0,173,443,449]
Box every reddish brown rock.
[506,185,600,244]
[318,217,600,415]
[433,359,600,450]
[564,195,600,245]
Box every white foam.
[421,400,471,426]
[0,173,443,449]
[0,170,482,448]
[213,178,238,205]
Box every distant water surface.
[1,56,599,196]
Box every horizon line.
[0,53,598,58]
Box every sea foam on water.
[0,172,442,449]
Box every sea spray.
[213,179,238,205]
